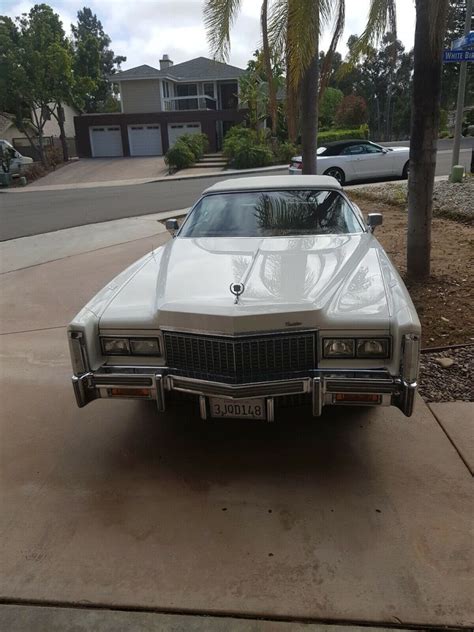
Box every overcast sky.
[4,0,417,70]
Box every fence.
[12,136,77,160]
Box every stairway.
[190,153,228,169]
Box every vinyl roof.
[203,175,343,193]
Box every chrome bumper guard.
[72,368,417,418]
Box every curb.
[0,165,288,194]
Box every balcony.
[163,96,217,112]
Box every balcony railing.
[163,95,217,112]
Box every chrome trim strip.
[168,375,309,399]
[199,395,208,420]
[312,378,322,416]
[266,398,275,422]
[156,374,165,412]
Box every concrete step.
[199,157,227,163]
[188,162,227,169]
[203,153,224,158]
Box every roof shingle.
[112,57,245,82]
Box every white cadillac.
[288,140,410,184]
[68,176,421,422]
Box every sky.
[3,0,417,71]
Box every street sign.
[452,31,474,50]
[443,49,474,63]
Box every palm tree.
[354,0,449,278]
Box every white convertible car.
[68,176,421,421]
[288,140,410,184]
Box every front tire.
[324,167,345,185]
[402,161,409,179]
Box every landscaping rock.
[419,347,473,402]
[434,357,455,368]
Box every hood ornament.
[230,282,245,304]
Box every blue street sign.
[443,49,474,63]
[452,31,474,50]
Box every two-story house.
[74,55,247,158]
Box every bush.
[164,140,195,171]
[178,133,209,160]
[164,133,210,171]
[223,126,273,169]
[335,95,368,127]
[318,125,369,144]
[275,141,299,163]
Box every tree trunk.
[407,0,449,279]
[56,103,69,162]
[261,0,278,137]
[300,45,319,174]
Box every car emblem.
[230,282,245,304]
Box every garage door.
[168,122,202,147]
[89,126,123,157]
[128,124,162,156]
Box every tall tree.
[71,7,126,113]
[407,0,449,278]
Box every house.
[0,112,35,144]
[74,55,248,158]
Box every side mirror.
[165,218,179,237]
[381,147,389,154]
[367,213,383,232]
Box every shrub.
[164,140,195,171]
[317,125,369,144]
[223,125,273,169]
[178,133,209,160]
[275,141,299,163]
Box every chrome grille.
[163,331,316,384]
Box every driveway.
[31,157,167,187]
[0,221,473,628]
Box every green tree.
[319,86,343,127]
[1,5,76,165]
[71,7,126,113]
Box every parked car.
[289,140,410,184]
[0,140,33,176]
[68,175,420,421]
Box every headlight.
[323,338,355,358]
[101,337,161,356]
[356,338,390,358]
[130,338,161,356]
[101,337,130,355]
[322,337,390,359]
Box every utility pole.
[451,0,473,169]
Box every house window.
[203,83,215,99]
[176,84,198,97]
[163,81,170,98]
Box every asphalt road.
[0,147,472,241]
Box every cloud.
[4,0,416,71]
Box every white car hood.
[98,234,391,334]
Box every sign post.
[450,0,473,170]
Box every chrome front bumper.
[72,368,417,419]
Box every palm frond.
[268,0,288,54]
[319,0,345,98]
[203,0,242,61]
[286,0,320,88]
[350,0,397,59]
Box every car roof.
[322,140,371,148]
[203,175,342,194]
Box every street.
[0,148,471,241]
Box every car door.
[353,143,395,178]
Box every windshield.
[179,190,363,238]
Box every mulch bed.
[350,194,473,402]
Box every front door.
[352,143,395,178]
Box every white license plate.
[209,397,266,420]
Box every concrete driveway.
[0,221,473,629]
[31,157,167,187]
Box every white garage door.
[168,122,202,147]
[89,126,123,157]
[128,124,162,156]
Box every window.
[176,84,198,97]
[342,145,366,156]
[363,143,385,154]
[163,81,170,98]
[203,83,215,98]
[179,190,363,238]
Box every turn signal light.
[334,393,381,403]
[109,388,151,398]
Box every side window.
[342,145,366,156]
[364,144,384,154]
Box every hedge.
[318,125,369,144]
[223,126,273,168]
